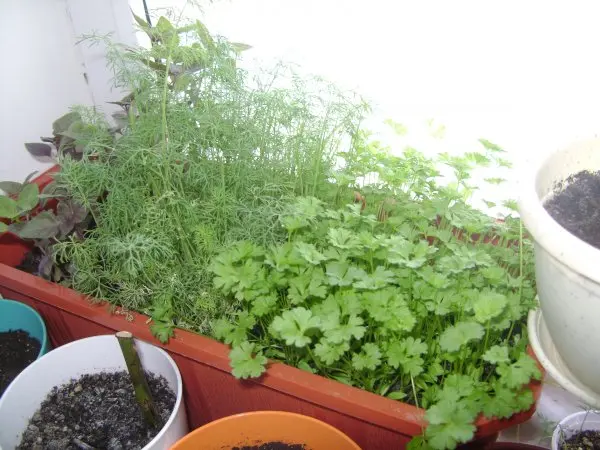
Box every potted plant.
[0,298,49,397]
[171,411,361,450]
[551,410,600,449]
[0,10,543,450]
[518,138,600,396]
[0,333,187,449]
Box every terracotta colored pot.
[0,166,543,450]
[171,411,360,450]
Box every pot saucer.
[527,309,600,408]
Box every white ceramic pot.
[519,138,600,395]
[0,335,187,450]
[551,410,600,449]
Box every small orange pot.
[171,411,361,450]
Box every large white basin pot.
[519,138,600,394]
[0,335,187,450]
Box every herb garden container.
[0,334,187,449]
[0,298,49,398]
[519,138,600,396]
[171,411,361,450]
[0,166,543,449]
[551,410,600,450]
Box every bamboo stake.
[116,331,158,428]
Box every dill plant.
[52,14,366,338]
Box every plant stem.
[116,331,159,428]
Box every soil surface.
[0,329,40,396]
[17,371,176,450]
[560,429,600,449]
[544,170,600,250]
[232,444,305,450]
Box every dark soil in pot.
[232,444,304,450]
[559,429,600,449]
[544,170,600,250]
[0,329,40,396]
[17,371,176,450]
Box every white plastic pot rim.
[518,138,600,285]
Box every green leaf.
[497,353,541,388]
[150,321,174,343]
[325,261,355,287]
[321,314,365,344]
[482,382,534,419]
[288,268,328,305]
[270,307,320,347]
[314,339,350,365]
[0,196,19,219]
[229,342,268,379]
[387,391,408,400]
[483,345,510,365]
[17,211,60,239]
[351,343,382,371]
[386,337,428,376]
[472,291,507,323]
[0,222,7,233]
[328,228,360,249]
[16,183,39,212]
[443,374,475,399]
[251,294,278,317]
[363,288,416,334]
[230,42,252,53]
[479,138,505,153]
[439,321,484,352]
[294,242,326,265]
[0,181,22,195]
[212,312,255,346]
[353,266,395,290]
[52,111,81,134]
[425,400,477,449]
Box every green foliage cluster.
[210,136,540,449]
[0,11,541,449]
[47,14,365,337]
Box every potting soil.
[17,371,176,450]
[560,429,600,449]
[544,170,600,250]
[0,329,40,397]
[232,443,305,450]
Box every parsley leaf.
[482,345,510,365]
[321,314,365,343]
[229,342,268,379]
[496,353,541,388]
[328,227,361,249]
[386,337,428,376]
[270,307,320,347]
[314,338,350,365]
[472,290,507,323]
[425,400,477,449]
[295,242,327,265]
[439,321,484,352]
[353,266,396,290]
[351,343,382,370]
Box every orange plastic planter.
[0,165,543,449]
[171,411,361,450]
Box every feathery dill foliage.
[53,15,367,338]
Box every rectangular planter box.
[0,167,542,449]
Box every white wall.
[0,0,136,183]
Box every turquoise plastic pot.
[0,299,49,358]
